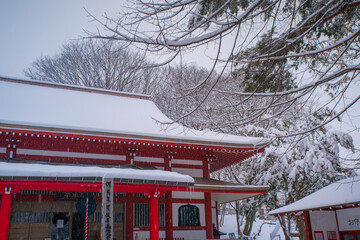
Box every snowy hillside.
[219,215,293,240]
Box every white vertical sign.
[101,178,114,240]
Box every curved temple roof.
[0,161,268,203]
[194,177,268,203]
[0,76,268,149]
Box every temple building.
[0,76,269,240]
[270,176,360,240]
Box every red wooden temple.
[0,77,269,240]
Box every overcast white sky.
[0,0,359,157]
[0,0,216,78]
[0,0,124,78]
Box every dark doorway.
[71,213,85,240]
[51,212,70,240]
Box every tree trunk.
[295,215,306,240]
[235,202,241,236]
[278,215,291,240]
[219,204,225,227]
[243,219,254,236]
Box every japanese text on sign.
[101,178,114,240]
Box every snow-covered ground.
[219,215,286,240]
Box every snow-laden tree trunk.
[219,204,226,227]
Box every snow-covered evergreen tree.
[152,65,356,240]
[229,109,355,239]
[91,0,360,137]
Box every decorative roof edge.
[269,201,360,216]
[0,124,269,150]
[194,183,269,192]
[0,75,151,100]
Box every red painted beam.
[13,194,56,202]
[1,128,266,172]
[11,194,130,203]
[0,179,267,204]
[0,180,190,194]
[0,180,266,199]
[0,128,265,153]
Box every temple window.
[134,203,165,227]
[178,204,201,227]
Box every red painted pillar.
[216,201,219,230]
[304,211,313,240]
[165,191,173,240]
[0,187,14,240]
[164,154,173,240]
[205,192,213,239]
[149,192,159,240]
[203,158,210,179]
[164,154,172,171]
[126,193,134,240]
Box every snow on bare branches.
[87,0,360,140]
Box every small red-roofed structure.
[269,177,360,240]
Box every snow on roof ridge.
[0,75,269,148]
[0,75,151,100]
[194,183,269,188]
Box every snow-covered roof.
[269,176,360,215]
[0,77,268,148]
[194,177,268,191]
[194,177,268,203]
[0,162,194,186]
